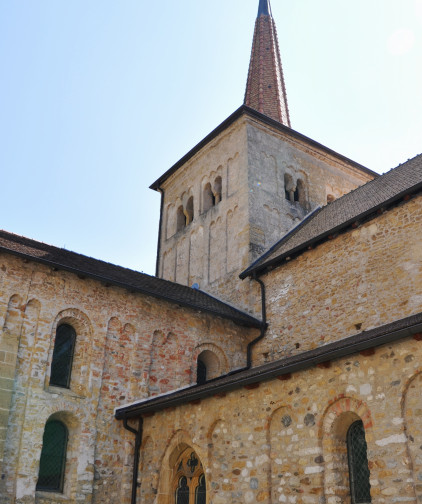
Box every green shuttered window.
[36,420,68,493]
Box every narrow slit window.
[50,324,76,388]
[36,420,68,493]
[347,420,372,503]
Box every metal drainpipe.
[246,274,267,368]
[155,187,165,278]
[123,416,143,504]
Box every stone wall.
[0,254,257,504]
[253,193,422,365]
[156,114,374,313]
[138,333,422,504]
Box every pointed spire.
[257,0,271,17]
[244,0,291,126]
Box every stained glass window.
[347,420,372,503]
[50,324,76,388]
[176,477,190,504]
[36,420,68,493]
[195,474,206,504]
[173,448,206,504]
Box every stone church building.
[1,1,422,503]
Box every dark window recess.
[195,474,206,504]
[347,420,372,503]
[176,476,190,504]
[196,359,207,385]
[50,324,76,388]
[36,420,68,493]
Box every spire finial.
[258,0,271,17]
[244,0,291,126]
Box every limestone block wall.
[157,115,374,313]
[245,119,375,258]
[0,253,255,504]
[138,334,422,504]
[158,119,255,311]
[253,194,422,364]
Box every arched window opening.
[284,173,294,201]
[203,183,214,212]
[196,358,207,385]
[196,350,220,383]
[50,324,76,389]
[214,176,222,204]
[296,178,306,206]
[177,205,186,232]
[36,420,68,493]
[195,474,206,504]
[186,196,194,225]
[173,448,206,504]
[347,420,372,503]
[176,477,189,504]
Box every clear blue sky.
[1,0,421,275]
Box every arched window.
[36,420,68,493]
[347,420,371,503]
[50,324,76,388]
[296,178,306,206]
[195,474,206,504]
[284,173,294,201]
[196,358,207,385]
[186,196,194,225]
[173,449,206,504]
[177,205,186,232]
[213,176,222,204]
[196,350,220,383]
[203,183,214,212]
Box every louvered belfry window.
[36,420,68,493]
[347,420,372,503]
[50,324,76,388]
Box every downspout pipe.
[124,416,144,504]
[246,274,267,368]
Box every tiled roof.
[0,230,262,328]
[241,153,422,278]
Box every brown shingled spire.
[244,0,291,126]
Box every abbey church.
[1,1,422,503]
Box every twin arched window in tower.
[284,173,307,207]
[174,176,223,234]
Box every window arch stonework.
[157,431,207,504]
[321,396,373,504]
[172,448,205,504]
[46,309,93,396]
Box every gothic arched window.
[50,324,76,388]
[173,449,206,504]
[36,420,68,493]
[347,420,372,503]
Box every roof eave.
[0,245,262,329]
[243,181,422,279]
[150,106,377,191]
[115,313,422,419]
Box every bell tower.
[151,0,376,311]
